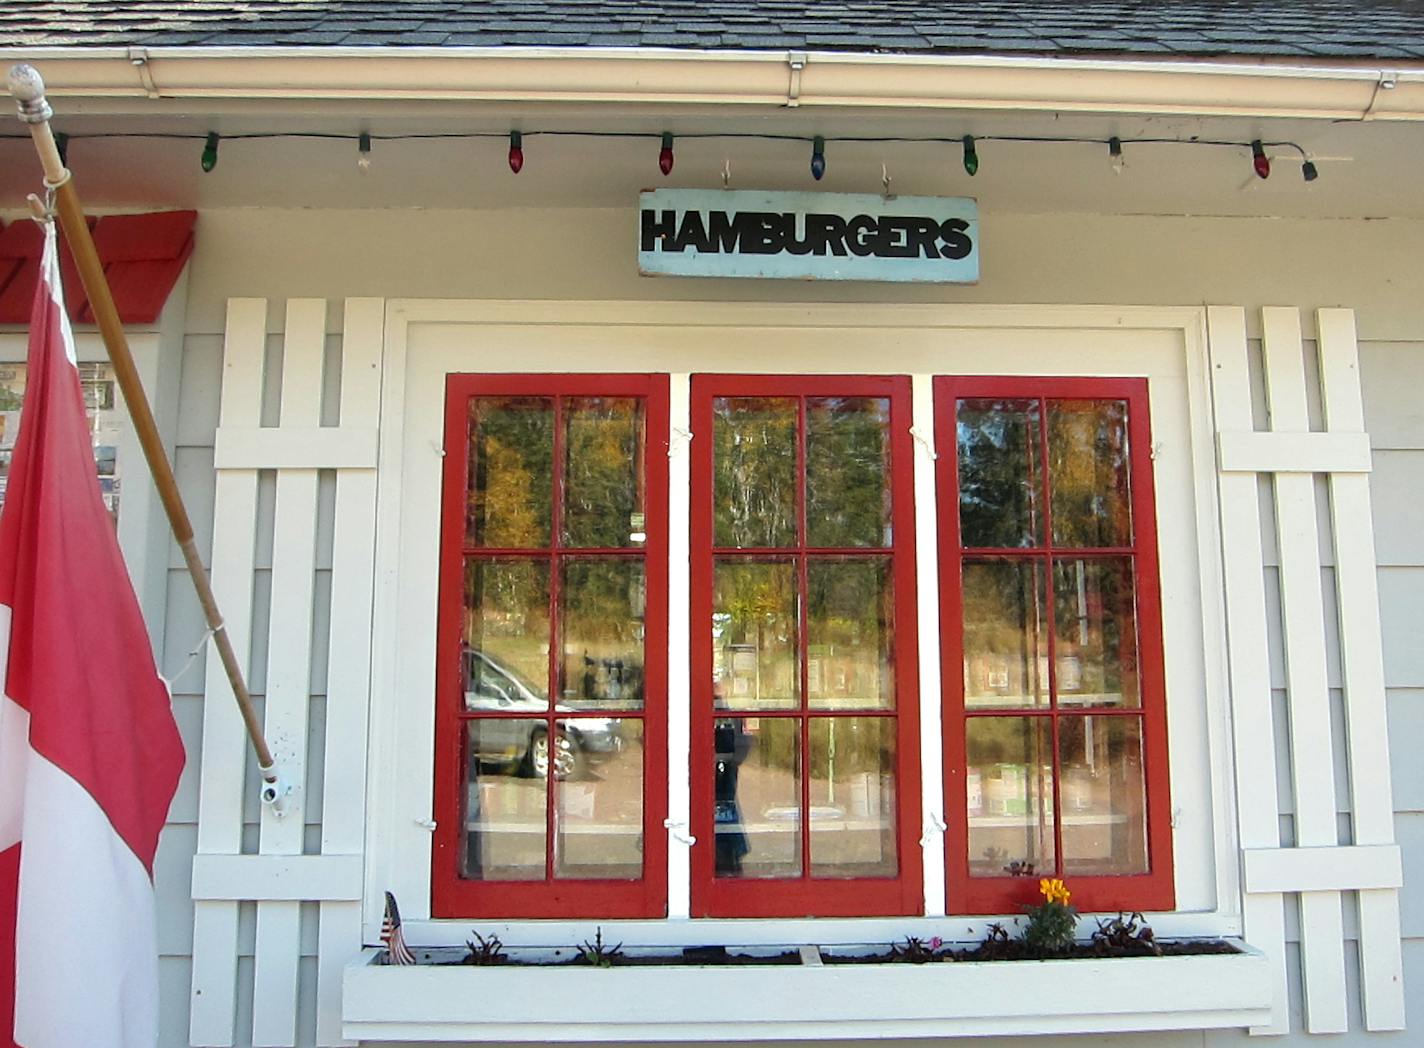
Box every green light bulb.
[200,132,220,173]
[962,135,979,177]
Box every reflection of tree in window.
[713,398,796,548]
[956,400,1042,549]
[467,398,553,548]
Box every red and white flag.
[0,222,185,1047]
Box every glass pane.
[463,719,547,880]
[564,397,647,548]
[961,559,1048,709]
[560,559,646,711]
[956,398,1043,548]
[555,719,642,879]
[1049,399,1132,548]
[966,717,1055,878]
[1053,557,1140,709]
[1,362,126,520]
[806,397,891,548]
[712,559,799,711]
[714,717,801,879]
[713,397,798,548]
[466,397,553,547]
[1059,716,1149,876]
[463,560,550,711]
[807,558,895,711]
[809,717,897,878]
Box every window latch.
[663,818,696,847]
[920,812,948,847]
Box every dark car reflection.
[464,649,623,778]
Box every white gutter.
[6,46,1424,121]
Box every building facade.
[2,4,1422,1046]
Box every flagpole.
[6,63,288,812]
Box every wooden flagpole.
[6,63,287,810]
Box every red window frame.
[432,373,670,918]
[935,376,1174,915]
[689,374,923,918]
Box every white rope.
[159,621,221,693]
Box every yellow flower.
[1039,878,1071,905]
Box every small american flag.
[381,891,417,966]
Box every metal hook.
[881,162,892,197]
[721,158,731,189]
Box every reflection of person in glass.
[713,683,752,875]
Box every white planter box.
[342,943,1274,1042]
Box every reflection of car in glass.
[463,649,623,778]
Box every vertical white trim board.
[1207,305,1289,1036]
[191,299,267,1048]
[315,298,385,1047]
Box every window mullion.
[795,395,812,882]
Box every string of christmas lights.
[1,127,1321,182]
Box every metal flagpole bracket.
[258,763,291,817]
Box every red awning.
[0,211,196,325]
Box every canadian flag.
[0,223,185,1047]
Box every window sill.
[342,942,1273,1042]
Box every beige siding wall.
[149,206,1423,1046]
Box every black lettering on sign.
[939,218,973,260]
[805,214,848,256]
[639,207,976,264]
[707,211,739,253]
[641,209,678,252]
[672,210,710,253]
[846,215,879,257]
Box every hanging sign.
[638,189,978,283]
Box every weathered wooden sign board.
[638,189,979,283]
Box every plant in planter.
[1022,878,1078,955]
[464,931,508,966]
[576,927,624,967]
[1091,912,1162,957]
[890,935,944,964]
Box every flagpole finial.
[8,64,53,124]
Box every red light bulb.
[659,132,675,176]
[1251,140,1270,180]
[508,131,523,174]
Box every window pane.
[560,559,645,711]
[1059,716,1149,876]
[956,399,1043,548]
[809,717,897,878]
[467,397,554,547]
[966,717,1055,878]
[1049,399,1132,548]
[713,559,799,711]
[564,397,646,548]
[961,559,1048,709]
[463,560,550,711]
[1053,557,1140,709]
[714,717,801,879]
[463,720,547,881]
[713,397,798,548]
[807,558,895,711]
[555,719,642,879]
[806,397,891,548]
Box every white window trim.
[362,300,1238,949]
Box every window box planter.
[342,941,1273,1042]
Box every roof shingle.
[2,1,1423,61]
